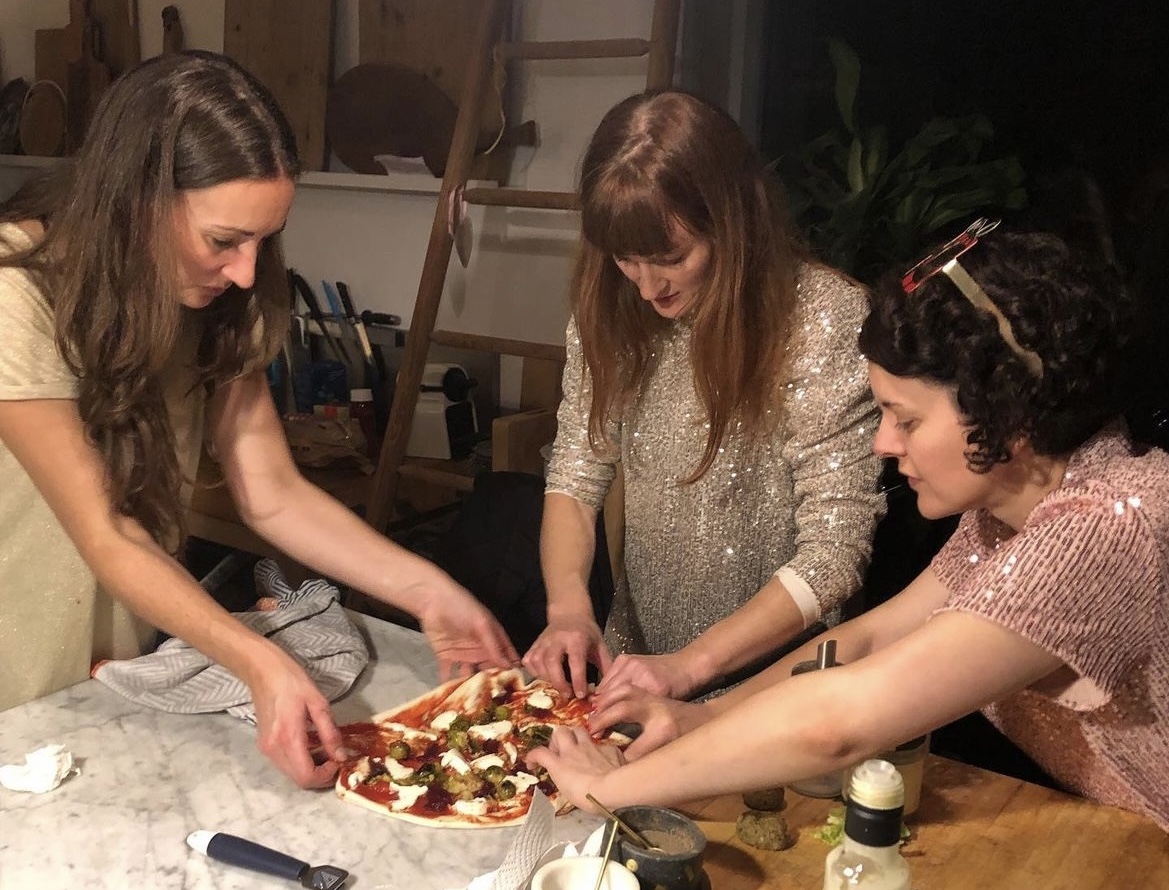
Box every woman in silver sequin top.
[521,90,884,702]
[529,226,1169,834]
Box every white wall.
[0,0,664,404]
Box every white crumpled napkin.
[450,792,606,890]
[0,744,79,793]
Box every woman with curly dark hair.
[527,221,1169,832]
[0,51,516,786]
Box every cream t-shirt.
[0,223,206,710]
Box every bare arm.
[0,394,339,788]
[533,601,1063,809]
[209,372,519,676]
[591,565,952,756]
[709,565,953,713]
[521,491,614,698]
[596,574,807,701]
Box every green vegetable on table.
[814,806,911,847]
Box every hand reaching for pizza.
[595,651,703,701]
[242,643,344,788]
[526,725,625,813]
[522,612,614,699]
[415,583,520,681]
[588,685,709,760]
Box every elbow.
[228,474,297,529]
[789,699,877,769]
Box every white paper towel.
[0,743,78,793]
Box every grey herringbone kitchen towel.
[92,559,369,722]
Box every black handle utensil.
[288,270,349,366]
[187,830,349,889]
[335,280,377,384]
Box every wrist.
[231,634,293,689]
[676,641,721,692]
[589,766,627,810]
[545,588,596,623]
[373,554,453,617]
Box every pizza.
[330,667,627,828]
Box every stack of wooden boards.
[24,0,138,156]
[224,0,516,177]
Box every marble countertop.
[0,612,603,890]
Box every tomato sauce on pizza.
[331,668,627,828]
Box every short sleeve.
[0,265,78,400]
[933,495,1159,700]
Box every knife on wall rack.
[288,270,349,367]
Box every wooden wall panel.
[223,0,335,171]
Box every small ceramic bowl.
[612,806,707,890]
[530,856,639,890]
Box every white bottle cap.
[847,759,905,811]
[350,388,373,401]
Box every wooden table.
[674,756,1168,889]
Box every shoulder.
[796,261,866,301]
[936,436,1169,624]
[1036,429,1169,536]
[0,225,49,313]
[793,261,868,326]
[0,220,43,254]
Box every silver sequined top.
[546,264,883,665]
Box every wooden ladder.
[365,0,682,533]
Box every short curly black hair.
[859,228,1132,470]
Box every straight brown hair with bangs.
[0,51,298,549]
[573,89,808,482]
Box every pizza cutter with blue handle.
[187,830,349,889]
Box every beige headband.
[941,258,1044,378]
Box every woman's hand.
[595,651,703,701]
[522,612,613,699]
[526,726,625,813]
[415,581,520,680]
[590,686,708,760]
[244,645,344,788]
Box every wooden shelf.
[398,455,481,492]
[0,156,497,199]
[0,154,61,168]
[297,171,499,196]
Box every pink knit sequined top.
[932,426,1169,831]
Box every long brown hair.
[573,89,807,482]
[0,51,297,549]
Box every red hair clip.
[901,218,1000,294]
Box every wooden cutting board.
[358,0,508,149]
[18,80,68,157]
[223,0,335,172]
[90,0,140,78]
[64,0,111,152]
[35,28,69,89]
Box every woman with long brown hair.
[522,89,883,702]
[0,51,516,786]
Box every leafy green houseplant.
[775,38,1029,283]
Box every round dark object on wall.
[18,80,68,158]
[326,63,456,176]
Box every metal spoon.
[585,794,663,852]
